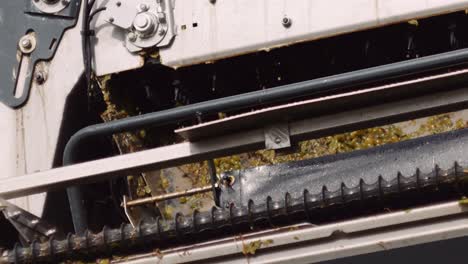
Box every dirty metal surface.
[220,127,468,208]
[176,69,468,141]
[0,0,80,108]
[160,0,468,67]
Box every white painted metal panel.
[6,3,86,216]
[92,0,145,76]
[159,0,468,68]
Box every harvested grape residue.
[184,113,467,176]
[113,108,466,220]
[161,112,467,218]
[459,196,468,205]
[242,239,274,256]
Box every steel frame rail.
[1,77,468,200]
[116,201,468,264]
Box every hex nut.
[18,35,36,54]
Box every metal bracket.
[0,0,80,108]
[0,198,60,244]
[105,0,176,53]
[264,123,291,150]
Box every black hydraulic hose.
[63,47,468,236]
[66,0,92,236]
[63,47,468,165]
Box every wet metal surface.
[220,127,468,207]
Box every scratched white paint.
[5,3,86,216]
[159,0,468,67]
[0,105,16,191]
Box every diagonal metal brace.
[0,198,60,244]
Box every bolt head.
[282,17,292,28]
[35,72,46,84]
[157,13,166,23]
[134,15,150,28]
[19,35,36,54]
[138,3,149,12]
[21,39,32,49]
[128,32,137,42]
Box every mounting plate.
[0,0,80,108]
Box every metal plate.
[0,0,80,108]
[159,0,468,68]
[92,0,145,76]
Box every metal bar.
[2,162,467,263]
[176,68,468,140]
[116,201,468,264]
[125,184,215,207]
[63,48,468,165]
[1,85,467,200]
[62,48,468,235]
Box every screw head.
[282,17,292,28]
[128,32,137,42]
[35,71,46,84]
[274,137,282,144]
[61,0,70,5]
[158,28,166,36]
[108,17,114,23]
[138,3,149,12]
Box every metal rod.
[125,184,216,207]
[2,162,466,263]
[63,48,468,166]
[0,84,466,200]
[61,51,468,235]
[63,47,468,233]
